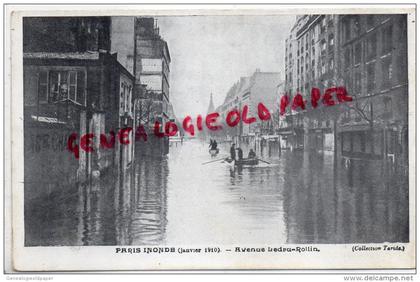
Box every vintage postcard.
[5,4,416,272]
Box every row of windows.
[343,56,394,95]
[38,70,86,105]
[341,131,383,157]
[342,15,394,43]
[285,33,334,64]
[120,81,133,115]
[288,15,332,53]
[344,25,393,68]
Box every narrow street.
[25,139,409,246]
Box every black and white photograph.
[5,4,416,272]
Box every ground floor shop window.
[37,69,86,106]
[341,130,383,159]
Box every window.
[69,72,77,100]
[366,15,375,30]
[321,16,326,33]
[343,132,351,152]
[373,131,383,155]
[321,59,326,75]
[344,71,352,92]
[75,71,85,105]
[328,34,334,46]
[48,70,85,105]
[344,19,351,42]
[38,71,48,103]
[354,42,362,65]
[381,57,392,89]
[312,46,315,56]
[329,58,334,70]
[344,48,351,67]
[354,71,361,94]
[383,97,392,114]
[367,63,376,93]
[321,40,327,54]
[353,132,363,153]
[352,16,361,37]
[366,34,377,61]
[382,25,393,55]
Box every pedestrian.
[236,147,243,160]
[230,143,236,160]
[213,139,218,149]
[248,148,256,158]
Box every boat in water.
[209,148,219,157]
[224,158,259,166]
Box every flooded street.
[25,139,409,246]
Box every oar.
[257,158,271,164]
[202,157,228,165]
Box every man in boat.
[212,139,218,150]
[236,147,244,160]
[208,139,214,149]
[230,143,236,160]
[248,148,256,159]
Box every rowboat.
[224,158,259,166]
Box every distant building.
[215,70,281,142]
[110,17,136,76]
[207,93,215,114]
[243,70,281,136]
[134,18,171,122]
[133,17,172,155]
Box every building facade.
[23,17,135,203]
[282,15,338,151]
[133,17,172,155]
[337,14,408,173]
[282,14,408,173]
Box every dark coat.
[230,146,236,160]
[237,148,243,160]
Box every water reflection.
[24,139,408,246]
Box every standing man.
[248,148,256,158]
[236,147,243,160]
[230,143,236,161]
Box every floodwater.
[25,139,409,246]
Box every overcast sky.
[156,15,295,118]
